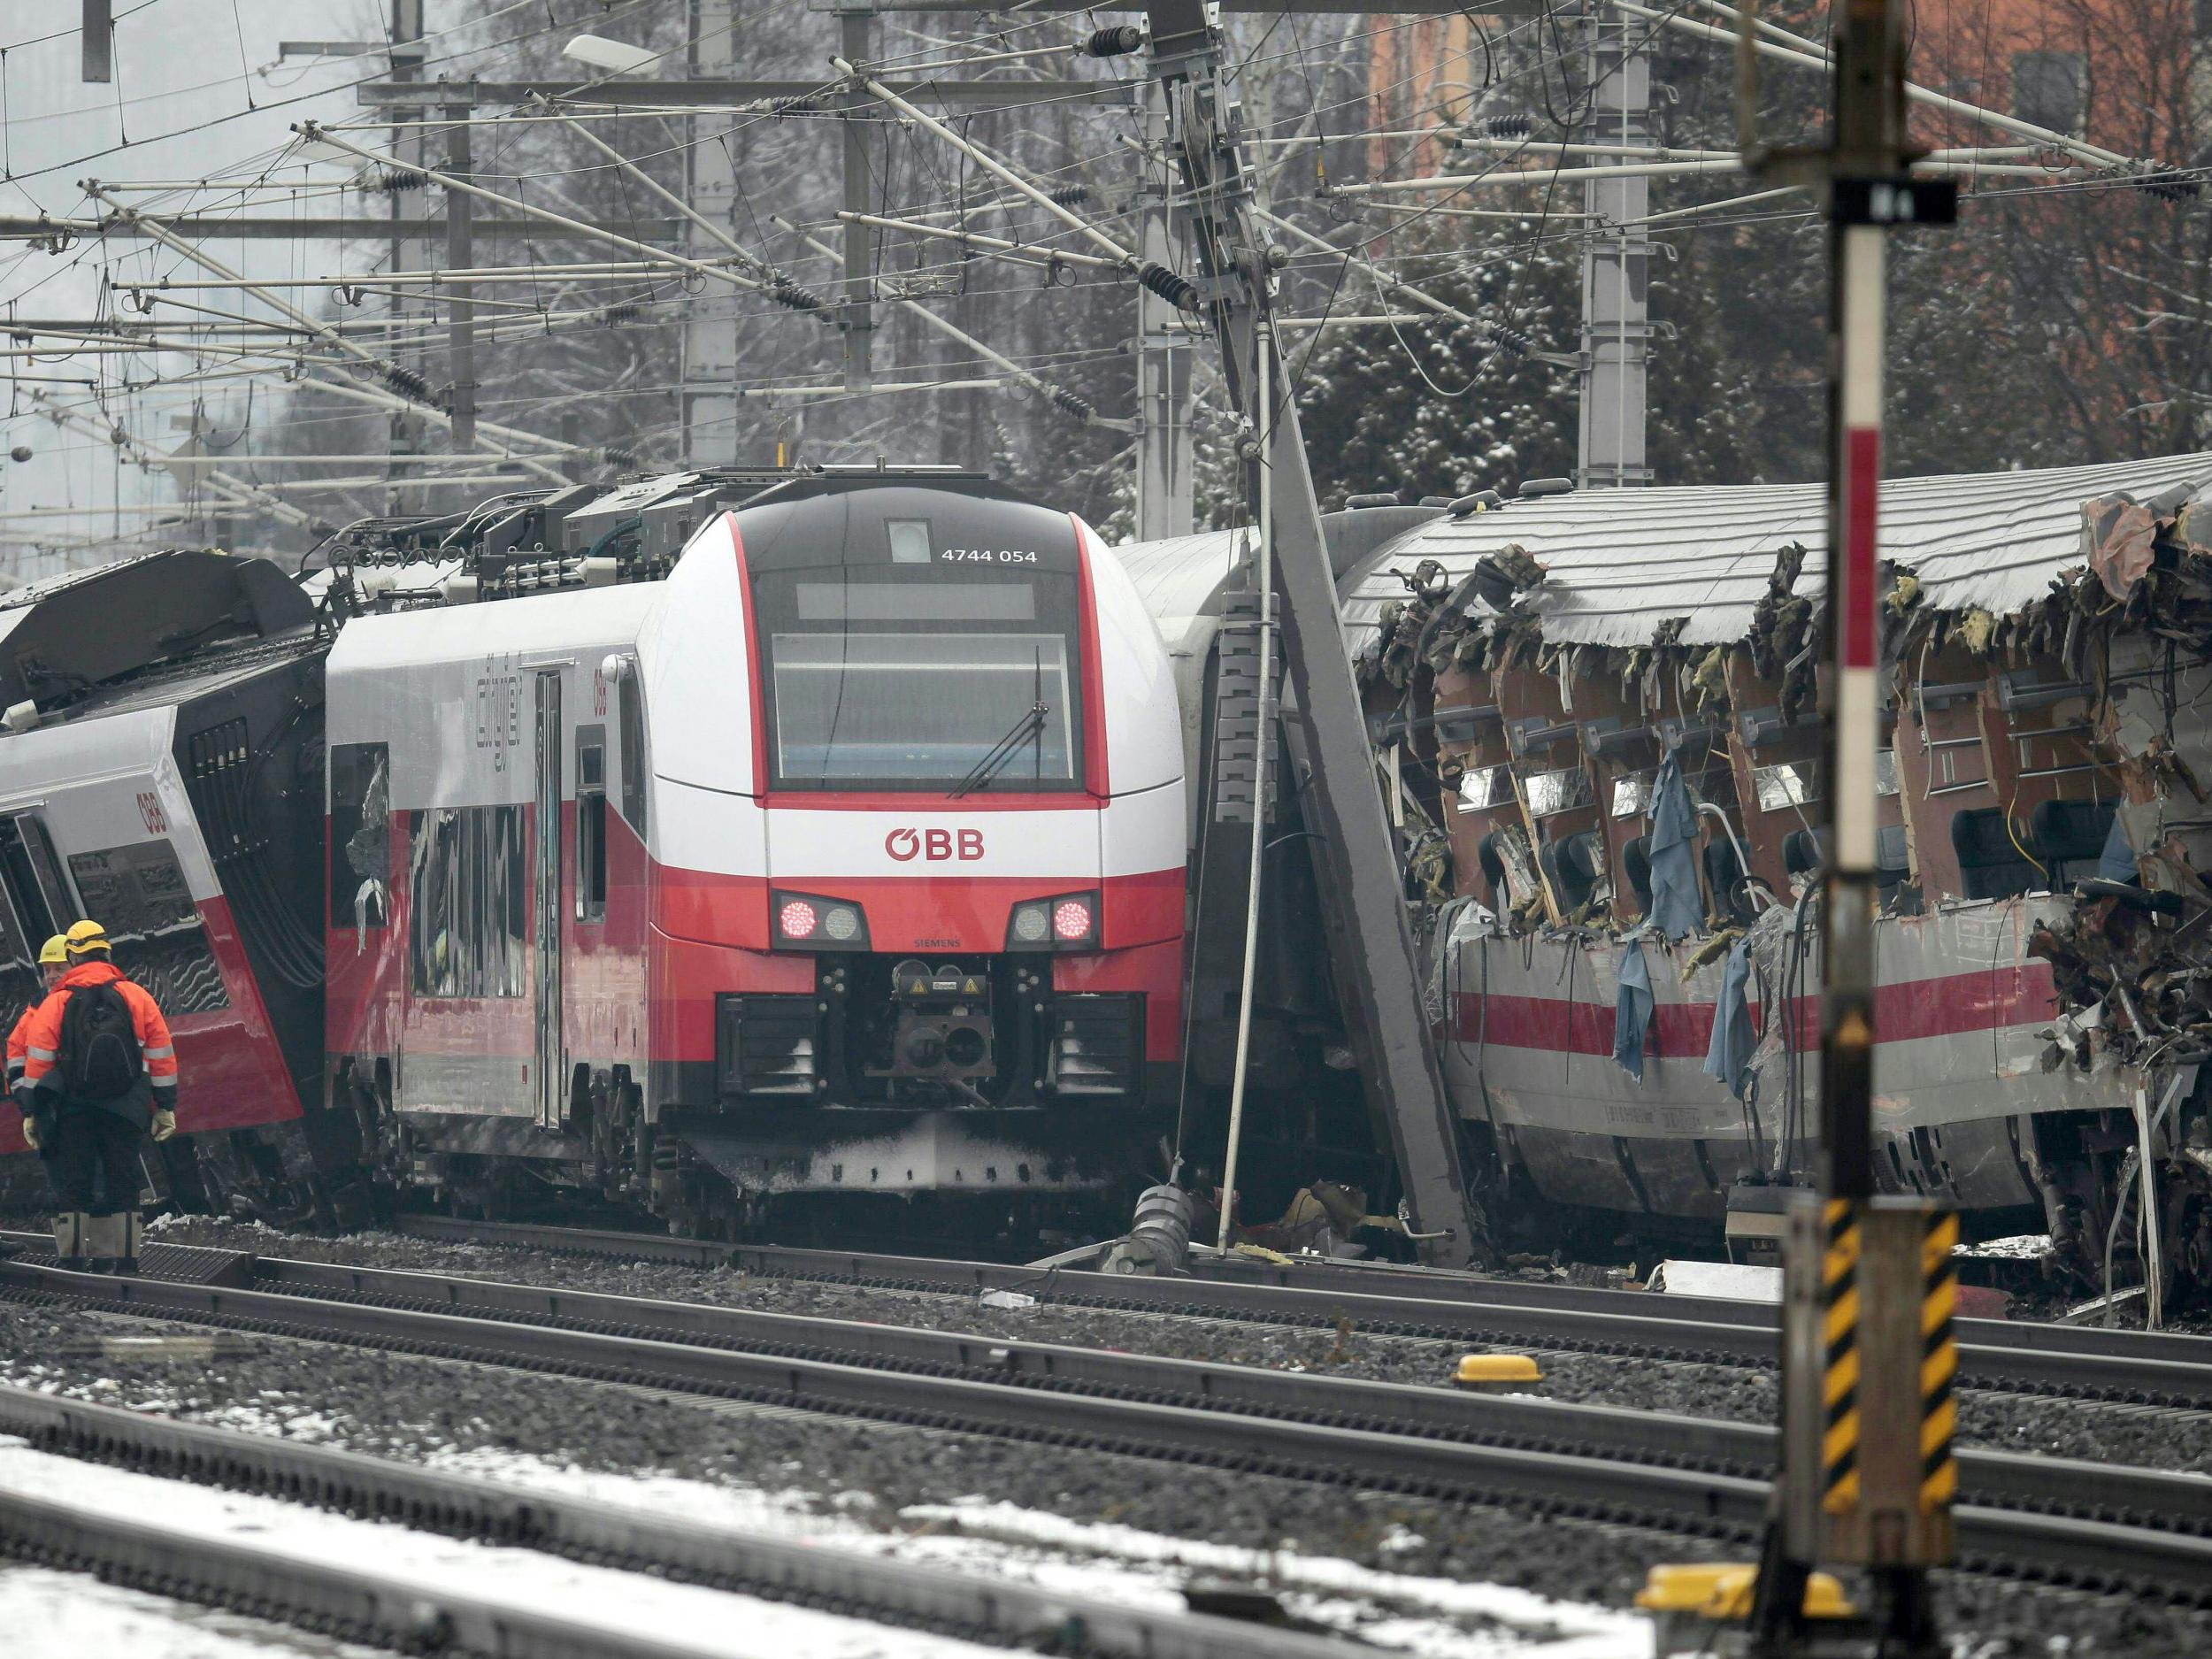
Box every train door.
[0,811,77,1063]
[532,671,565,1129]
[0,812,74,951]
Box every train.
[0,468,1187,1241]
[1122,451,2212,1297]
[10,447,2212,1294]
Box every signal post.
[1739,2,1959,1652]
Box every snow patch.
[899,1500,1650,1655]
[0,1563,387,1659]
[0,1444,1003,1659]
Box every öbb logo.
[885,826,984,863]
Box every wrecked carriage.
[1345,456,2212,1299]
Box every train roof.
[1115,506,1443,641]
[0,549,315,716]
[326,577,665,672]
[1337,449,2212,651]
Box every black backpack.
[58,981,142,1102]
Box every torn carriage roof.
[1339,450,2212,652]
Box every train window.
[771,633,1076,784]
[1458,764,1511,812]
[0,814,71,943]
[887,520,932,564]
[0,880,37,1041]
[66,840,229,1016]
[1752,761,1821,811]
[795,581,1034,622]
[409,805,526,999]
[329,742,390,930]
[752,561,1085,792]
[575,727,607,924]
[618,675,649,836]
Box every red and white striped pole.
[1820,212,1887,1201]
[1817,0,1917,1202]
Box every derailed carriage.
[0,468,1187,1240]
[1341,455,2212,1293]
[1116,451,2212,1295]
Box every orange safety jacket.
[20,959,177,1122]
[4,1003,31,1089]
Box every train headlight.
[1006,891,1098,952]
[772,892,869,950]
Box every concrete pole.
[387,0,426,512]
[445,108,477,452]
[840,10,876,394]
[1576,6,1654,488]
[1134,88,1195,540]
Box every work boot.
[115,1212,144,1276]
[50,1211,87,1269]
[82,1213,126,1274]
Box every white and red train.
[0,470,1187,1237]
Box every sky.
[0,1,419,575]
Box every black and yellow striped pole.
[1819,1198,1863,1520]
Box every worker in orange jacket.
[19,919,178,1271]
[4,935,69,1094]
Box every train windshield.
[755,570,1083,789]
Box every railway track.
[374,1216,2212,1407]
[0,1382,1359,1659]
[4,1244,2211,1597]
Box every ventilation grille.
[717,994,818,1098]
[1049,995,1143,1097]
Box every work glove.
[151,1109,176,1143]
[19,1116,37,1151]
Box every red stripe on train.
[657,866,1183,956]
[1451,959,2059,1058]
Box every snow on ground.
[407,1443,1653,1658]
[0,1438,1008,1659]
[0,1378,1653,1659]
[0,1563,387,1659]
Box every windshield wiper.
[950,700,1048,798]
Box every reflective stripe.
[142,1045,174,1059]
[26,1047,53,1061]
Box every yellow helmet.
[36,934,66,967]
[63,918,111,957]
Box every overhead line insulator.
[1081,26,1144,58]
[1136,260,1200,311]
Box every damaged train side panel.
[1342,455,2212,1295]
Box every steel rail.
[0,1256,1764,1527]
[373,1217,2212,1402]
[0,1383,1361,1659]
[206,1256,2212,1537]
[4,1254,2212,1588]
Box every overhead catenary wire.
[774,215,1128,430]
[834,58,1200,311]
